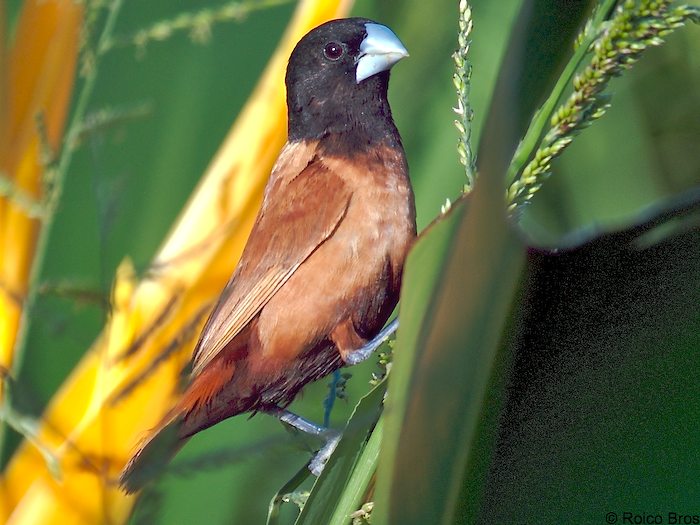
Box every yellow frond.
[0,0,82,374]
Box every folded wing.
[191,149,352,375]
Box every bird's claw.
[309,429,342,476]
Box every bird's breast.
[255,145,415,362]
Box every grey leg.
[268,407,341,476]
[267,319,398,474]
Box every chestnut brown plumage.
[120,17,415,493]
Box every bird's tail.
[119,409,187,494]
[119,357,239,493]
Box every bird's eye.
[323,42,343,61]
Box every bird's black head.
[285,18,408,152]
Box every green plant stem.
[0,172,45,218]
[505,0,618,186]
[327,416,383,525]
[0,0,125,466]
[102,0,293,51]
[0,403,60,479]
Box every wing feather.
[191,150,351,376]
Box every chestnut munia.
[120,17,415,493]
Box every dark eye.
[323,42,343,61]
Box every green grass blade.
[294,380,386,525]
[374,179,525,525]
[325,415,383,525]
[266,463,311,525]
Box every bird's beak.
[355,23,409,84]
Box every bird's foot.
[309,428,342,476]
[268,407,343,476]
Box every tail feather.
[119,358,238,493]
[119,410,187,494]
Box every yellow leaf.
[0,0,81,374]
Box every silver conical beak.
[355,23,409,84]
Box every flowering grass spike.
[507,0,700,213]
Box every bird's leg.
[269,320,399,475]
[342,318,399,365]
[267,406,342,476]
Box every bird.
[119,17,416,493]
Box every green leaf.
[374,180,525,525]
[373,2,599,523]
[325,414,383,525]
[267,464,311,525]
[478,189,700,522]
[293,380,387,525]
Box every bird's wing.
[191,151,352,376]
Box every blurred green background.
[4,0,699,523]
